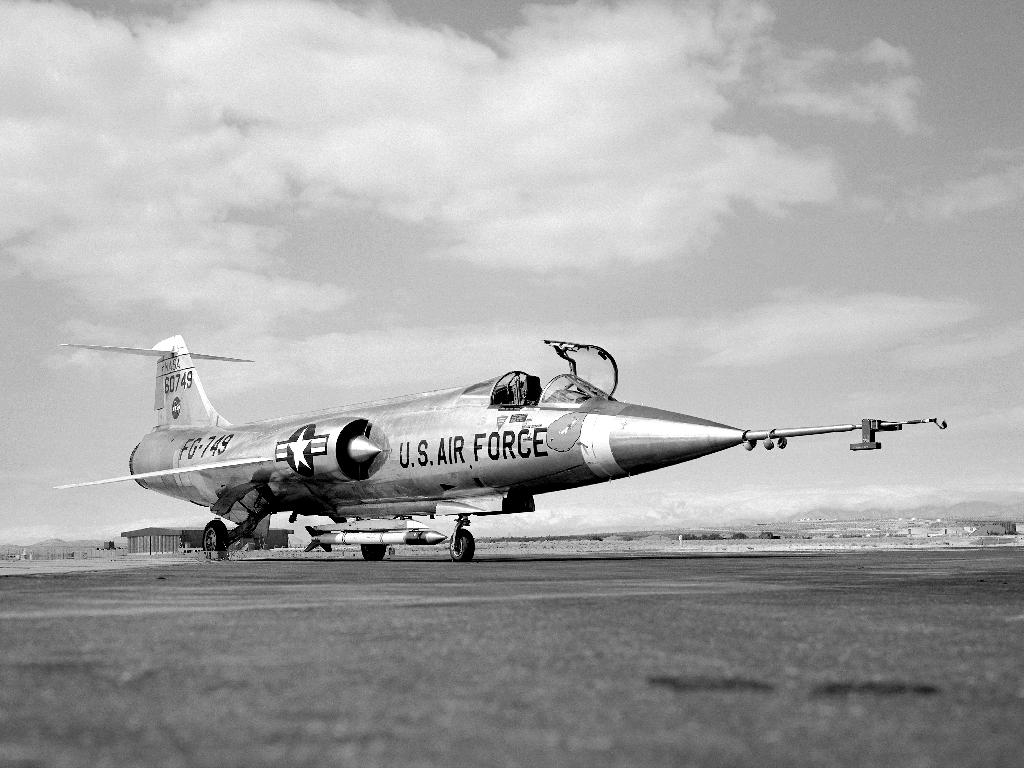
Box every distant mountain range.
[772,501,1022,524]
[1,538,107,552]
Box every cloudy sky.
[1,0,1021,541]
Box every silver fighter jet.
[59,336,946,561]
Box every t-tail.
[60,335,252,428]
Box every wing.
[55,456,269,489]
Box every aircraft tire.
[449,528,475,562]
[202,519,228,552]
[360,544,386,561]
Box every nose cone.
[608,405,743,475]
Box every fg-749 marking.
[178,433,233,462]
[58,336,947,562]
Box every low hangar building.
[120,527,292,554]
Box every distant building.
[906,521,1018,537]
[120,527,292,554]
[907,525,961,537]
[959,521,1017,536]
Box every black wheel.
[449,528,475,562]
[360,544,386,561]
[202,519,228,552]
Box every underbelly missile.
[313,530,446,546]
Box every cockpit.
[465,340,620,409]
[490,371,543,407]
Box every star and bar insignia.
[275,424,329,477]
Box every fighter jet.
[59,336,946,561]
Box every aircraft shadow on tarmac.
[648,675,942,697]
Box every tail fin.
[61,335,252,428]
[150,335,230,427]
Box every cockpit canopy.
[491,371,542,407]
[470,340,619,409]
[538,373,611,405]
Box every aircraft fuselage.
[130,384,743,522]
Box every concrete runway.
[1,550,1022,767]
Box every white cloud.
[760,38,922,133]
[688,292,977,367]
[860,38,914,69]
[908,161,1024,219]
[896,320,1024,369]
[955,405,1024,432]
[7,221,349,329]
[97,292,974,405]
[0,0,922,318]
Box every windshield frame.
[538,373,610,407]
[543,340,618,398]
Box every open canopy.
[466,340,619,409]
[543,340,618,398]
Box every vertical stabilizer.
[152,336,228,428]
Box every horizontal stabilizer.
[56,456,268,489]
[60,343,252,363]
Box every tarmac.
[1,549,1022,767]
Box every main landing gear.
[202,519,228,552]
[449,517,475,563]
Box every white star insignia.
[289,435,313,470]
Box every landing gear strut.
[449,517,475,562]
[202,519,228,552]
